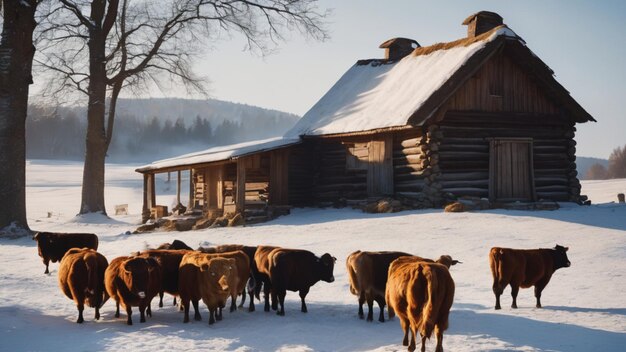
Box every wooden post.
[141,174,150,223]
[188,169,194,210]
[149,173,156,208]
[176,170,181,205]
[236,159,246,214]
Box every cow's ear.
[333,256,337,263]
[564,246,569,252]
[200,263,209,272]
[451,260,461,265]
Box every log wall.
[435,113,580,202]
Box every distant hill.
[26,98,300,162]
[577,156,609,180]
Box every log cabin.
[136,11,595,224]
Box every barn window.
[345,142,369,170]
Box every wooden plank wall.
[367,136,394,196]
[269,149,289,205]
[288,143,317,206]
[442,51,560,114]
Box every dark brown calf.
[489,245,571,310]
[104,255,162,325]
[33,232,98,274]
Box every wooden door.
[489,138,535,201]
[367,136,394,196]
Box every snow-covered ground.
[1,160,625,351]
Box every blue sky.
[169,1,625,158]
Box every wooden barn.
[136,11,594,224]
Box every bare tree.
[607,144,626,179]
[585,163,608,180]
[36,0,329,215]
[0,0,40,236]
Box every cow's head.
[553,244,571,270]
[318,253,336,283]
[436,255,462,269]
[121,258,150,299]
[201,258,235,292]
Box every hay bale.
[193,217,214,230]
[228,213,244,227]
[444,202,466,212]
[133,223,158,234]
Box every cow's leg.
[434,324,444,352]
[76,303,84,324]
[115,301,120,318]
[493,282,503,310]
[271,289,278,311]
[376,298,385,322]
[277,290,286,316]
[263,282,271,312]
[230,294,237,312]
[158,292,164,308]
[400,317,410,346]
[299,287,309,313]
[420,334,427,352]
[239,287,246,308]
[358,294,365,319]
[126,305,133,325]
[173,296,177,306]
[146,302,152,317]
[366,293,374,322]
[247,277,256,312]
[408,324,416,352]
[192,299,201,321]
[95,305,100,320]
[43,258,50,274]
[217,306,223,321]
[209,309,215,325]
[510,284,519,309]
[534,278,550,308]
[139,305,146,323]
[181,297,190,323]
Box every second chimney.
[462,11,503,37]
[379,38,420,61]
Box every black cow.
[264,248,335,316]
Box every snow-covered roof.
[136,137,300,173]
[286,26,519,137]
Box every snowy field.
[1,159,625,352]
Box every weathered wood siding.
[288,143,316,206]
[441,51,560,114]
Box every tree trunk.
[79,13,108,215]
[0,0,38,234]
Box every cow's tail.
[386,287,396,320]
[84,253,99,303]
[489,248,503,284]
[346,251,360,296]
[415,264,438,339]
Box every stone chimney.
[379,38,420,61]
[462,11,503,37]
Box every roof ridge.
[411,25,520,57]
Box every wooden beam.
[188,169,193,209]
[141,174,150,223]
[177,170,181,205]
[236,159,246,213]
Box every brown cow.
[198,244,258,311]
[253,245,280,312]
[58,248,109,323]
[347,252,460,323]
[386,259,455,352]
[178,252,240,324]
[490,245,571,310]
[104,255,162,325]
[263,248,335,316]
[139,249,191,308]
[33,232,98,274]
[199,257,238,324]
[346,250,411,322]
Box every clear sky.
[157,1,626,158]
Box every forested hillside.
[26,98,299,162]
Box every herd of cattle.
[33,231,571,352]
